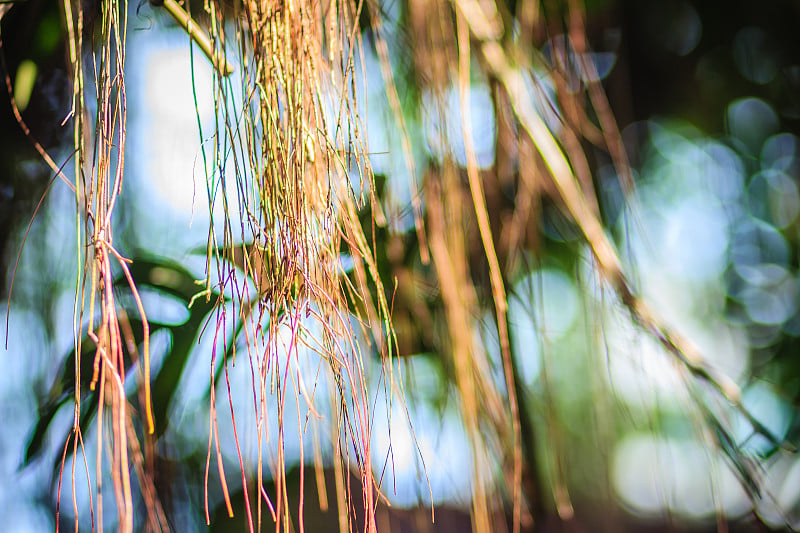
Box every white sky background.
[127,25,242,257]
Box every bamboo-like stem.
[160,0,234,76]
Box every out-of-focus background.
[2,0,800,531]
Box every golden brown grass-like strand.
[455,13,522,533]
[426,174,492,533]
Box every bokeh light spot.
[512,268,580,341]
[733,27,780,85]
[747,169,800,229]
[727,98,779,155]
